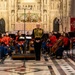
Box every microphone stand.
[22,8,26,68]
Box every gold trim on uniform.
[34,28,43,38]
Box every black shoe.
[56,56,62,59]
[36,59,40,61]
[50,53,56,56]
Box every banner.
[70,18,75,31]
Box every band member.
[26,31,31,50]
[48,32,57,47]
[63,33,70,50]
[32,23,44,60]
[15,31,25,54]
[2,32,10,46]
[1,32,10,58]
[0,33,2,43]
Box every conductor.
[32,23,44,60]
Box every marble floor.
[0,54,75,75]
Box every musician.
[63,33,70,50]
[32,23,44,60]
[49,32,64,57]
[15,31,25,54]
[1,32,10,58]
[49,32,57,47]
[54,32,70,58]
[2,32,10,46]
[0,33,2,43]
[26,31,31,50]
[54,34,64,58]
[0,42,8,59]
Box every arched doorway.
[53,17,59,32]
[0,18,5,33]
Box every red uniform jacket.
[47,35,57,47]
[0,38,2,43]
[63,37,69,46]
[15,36,25,45]
[2,36,10,46]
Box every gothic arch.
[0,18,5,33]
[53,17,59,32]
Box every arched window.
[0,18,5,33]
[53,17,59,32]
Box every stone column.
[41,0,44,30]
[66,0,71,32]
[11,0,15,31]
[8,0,12,31]
[15,0,18,23]
[47,0,50,32]
[62,0,68,32]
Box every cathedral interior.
[0,0,75,75]
[0,0,75,33]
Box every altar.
[15,22,42,32]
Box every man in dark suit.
[32,23,44,60]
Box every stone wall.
[15,22,43,31]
